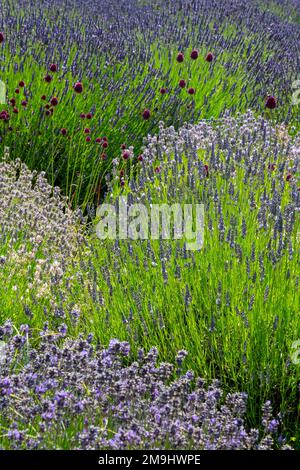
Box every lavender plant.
[0,0,299,452]
[80,112,300,439]
[0,0,299,204]
[0,148,83,311]
[0,112,298,444]
[0,323,292,450]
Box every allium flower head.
[206,52,214,62]
[50,64,57,72]
[74,82,83,93]
[179,79,186,88]
[142,109,151,120]
[0,110,9,121]
[190,49,199,60]
[0,32,4,43]
[176,52,184,63]
[18,80,25,88]
[44,74,52,83]
[50,97,58,106]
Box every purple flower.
[190,49,199,60]
[265,96,277,109]
[176,52,184,63]
[74,82,83,93]
[142,109,151,120]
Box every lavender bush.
[0,0,299,204]
[0,147,83,306]
[0,322,292,450]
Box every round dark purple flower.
[142,109,151,120]
[44,74,52,83]
[176,52,184,63]
[190,49,199,60]
[265,96,277,109]
[206,52,214,62]
[50,97,58,106]
[0,110,9,121]
[0,32,4,43]
[74,82,83,93]
[50,63,57,72]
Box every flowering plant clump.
[0,0,299,204]
[0,150,84,295]
[0,322,291,450]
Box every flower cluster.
[0,322,291,450]
[0,151,84,294]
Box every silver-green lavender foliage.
[0,151,84,288]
